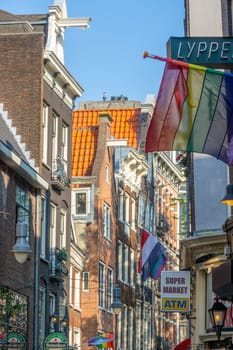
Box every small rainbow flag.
[144,53,233,165]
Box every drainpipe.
[34,189,40,349]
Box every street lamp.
[11,221,32,263]
[111,285,124,350]
[111,285,124,315]
[208,298,227,341]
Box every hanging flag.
[144,52,233,165]
[138,229,167,282]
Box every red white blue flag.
[138,229,167,282]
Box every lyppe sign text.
[167,37,233,67]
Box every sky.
[1,0,185,107]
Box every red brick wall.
[0,33,44,169]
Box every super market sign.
[167,37,233,67]
[161,271,190,312]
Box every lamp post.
[11,221,32,263]
[111,285,124,350]
[208,298,227,341]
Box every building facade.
[179,1,233,349]
[0,1,89,348]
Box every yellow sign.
[162,298,189,311]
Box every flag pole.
[143,51,232,76]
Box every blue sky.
[1,0,185,106]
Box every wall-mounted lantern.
[11,221,32,264]
[208,298,227,341]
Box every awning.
[174,338,191,350]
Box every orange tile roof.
[72,108,141,177]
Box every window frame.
[99,262,105,309]
[103,202,111,240]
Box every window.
[124,245,129,284]
[128,308,133,350]
[50,203,57,271]
[130,248,134,286]
[99,262,105,308]
[49,293,56,332]
[103,203,111,240]
[117,241,123,281]
[61,122,68,174]
[42,103,49,164]
[123,307,127,349]
[39,287,46,349]
[105,164,109,182]
[40,196,47,258]
[119,191,123,221]
[83,272,89,291]
[60,210,67,248]
[52,111,58,168]
[0,287,27,337]
[106,267,113,310]
[74,271,81,309]
[131,198,136,231]
[76,192,87,215]
[16,186,30,239]
[72,188,93,222]
[138,196,145,227]
[123,193,130,234]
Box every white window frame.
[72,188,92,222]
[99,262,105,309]
[107,267,113,310]
[131,198,136,231]
[138,196,145,227]
[105,164,110,183]
[124,193,130,235]
[123,307,127,349]
[69,265,73,305]
[74,270,81,310]
[60,210,67,248]
[52,111,59,168]
[61,121,68,174]
[82,272,89,292]
[16,186,30,240]
[117,241,123,281]
[42,103,49,164]
[128,307,133,350]
[103,203,111,240]
[130,248,134,286]
[124,244,129,284]
[119,190,124,222]
[50,203,57,271]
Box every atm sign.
[162,298,189,311]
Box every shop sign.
[44,333,68,350]
[167,37,233,67]
[6,333,26,349]
[161,271,190,312]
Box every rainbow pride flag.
[144,53,233,165]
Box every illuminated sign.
[161,271,190,312]
[44,333,68,350]
[167,37,233,67]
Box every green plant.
[57,247,68,261]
